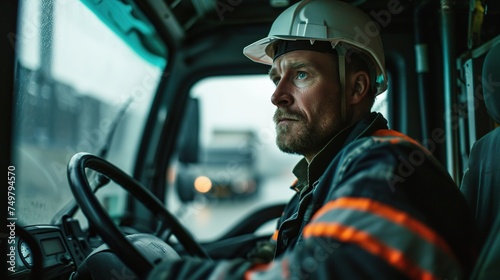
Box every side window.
[168,75,390,241]
[13,0,166,226]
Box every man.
[150,0,477,278]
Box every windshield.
[13,0,166,226]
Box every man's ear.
[349,71,370,105]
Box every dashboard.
[7,219,92,280]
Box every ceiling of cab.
[138,0,500,64]
[144,0,425,41]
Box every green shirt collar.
[291,112,388,194]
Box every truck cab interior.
[1,0,500,279]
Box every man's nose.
[271,81,293,107]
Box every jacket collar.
[291,112,388,193]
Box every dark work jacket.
[149,112,478,280]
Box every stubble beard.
[274,109,338,157]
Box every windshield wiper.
[96,96,134,159]
[50,97,134,224]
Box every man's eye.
[296,72,307,80]
[272,78,280,86]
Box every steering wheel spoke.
[67,152,210,278]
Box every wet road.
[171,176,297,241]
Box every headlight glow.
[194,176,212,193]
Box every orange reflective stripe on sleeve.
[303,222,437,280]
[302,197,463,279]
[311,197,453,256]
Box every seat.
[460,42,500,279]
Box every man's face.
[269,50,342,161]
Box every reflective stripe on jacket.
[151,113,477,280]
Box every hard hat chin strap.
[335,44,347,125]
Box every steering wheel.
[67,152,210,278]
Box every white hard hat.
[243,0,388,95]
